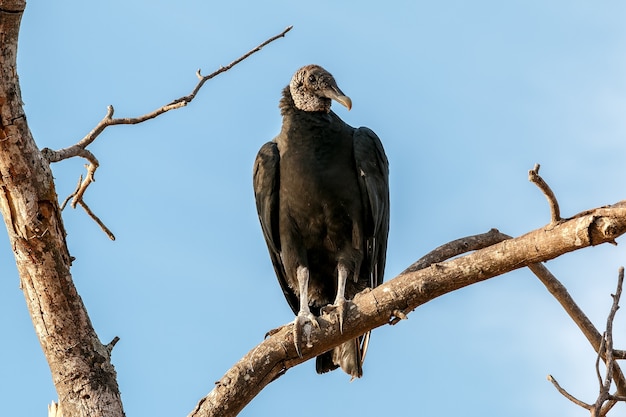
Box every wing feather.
[353,127,390,288]
[253,142,299,314]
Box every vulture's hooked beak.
[324,86,352,111]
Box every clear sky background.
[1,1,626,416]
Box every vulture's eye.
[308,74,316,83]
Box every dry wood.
[189,206,626,417]
[40,25,293,238]
[0,4,290,415]
[3,3,626,416]
[0,2,123,416]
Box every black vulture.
[253,65,389,379]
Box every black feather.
[253,65,389,378]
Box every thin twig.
[77,200,115,241]
[528,263,626,394]
[547,374,592,409]
[40,26,292,238]
[591,267,624,416]
[529,163,561,223]
[599,399,618,417]
[546,267,626,416]
[178,25,293,107]
[61,175,83,211]
[596,333,608,392]
[106,336,120,354]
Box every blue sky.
[1,1,626,416]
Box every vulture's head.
[289,65,352,113]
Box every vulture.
[253,65,389,379]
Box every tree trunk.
[0,2,124,416]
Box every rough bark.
[0,2,124,416]
[4,3,626,416]
[189,206,626,417]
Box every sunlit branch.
[40,26,293,238]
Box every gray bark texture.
[2,3,626,417]
[0,2,124,416]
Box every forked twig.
[41,25,293,238]
[547,267,625,416]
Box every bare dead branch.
[529,163,561,223]
[403,221,626,401]
[77,200,116,241]
[547,267,625,416]
[188,203,626,417]
[528,263,626,394]
[391,228,510,324]
[39,26,293,237]
[49,25,292,155]
[615,350,626,360]
[60,175,82,211]
[402,228,510,274]
[180,25,293,107]
[547,374,592,410]
[596,333,608,394]
[405,225,626,398]
[548,375,592,410]
[592,267,624,416]
[106,336,121,354]
[59,174,116,240]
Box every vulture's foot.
[292,312,319,357]
[322,298,351,334]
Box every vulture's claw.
[322,299,351,334]
[292,312,319,357]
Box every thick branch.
[189,204,626,417]
[0,3,123,416]
[408,218,626,395]
[402,228,509,274]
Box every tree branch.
[408,214,626,395]
[529,163,561,224]
[0,12,292,415]
[529,263,626,394]
[0,3,124,415]
[548,268,625,416]
[40,25,293,237]
[188,203,626,417]
[547,374,592,410]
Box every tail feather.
[315,351,339,374]
[332,338,362,379]
[315,331,371,379]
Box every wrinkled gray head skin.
[289,65,352,113]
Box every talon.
[292,312,319,357]
[323,299,350,334]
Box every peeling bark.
[0,3,124,416]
